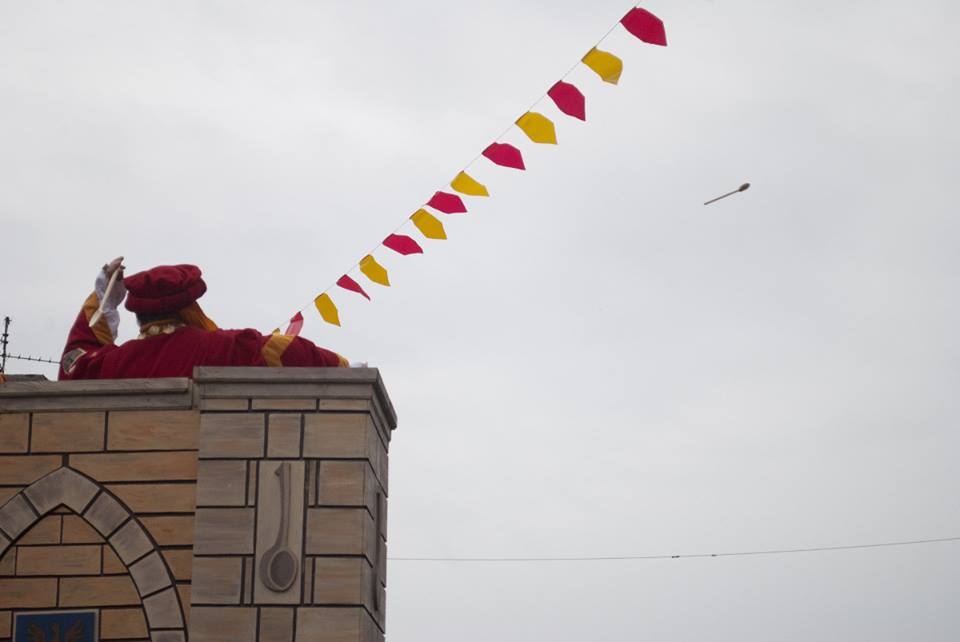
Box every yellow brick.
[0,414,28,453]
[62,515,104,544]
[18,515,61,545]
[59,575,140,607]
[108,410,199,451]
[0,487,22,504]
[31,412,105,452]
[100,607,148,639]
[141,515,195,546]
[70,451,198,481]
[103,544,126,574]
[0,577,57,608]
[0,455,61,485]
[107,483,197,513]
[162,549,193,581]
[16,545,101,576]
[178,583,191,621]
[0,610,9,638]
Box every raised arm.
[59,257,127,379]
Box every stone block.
[108,410,200,451]
[107,482,197,513]
[59,575,140,606]
[199,398,249,411]
[140,515,195,546]
[198,413,265,458]
[305,508,376,562]
[110,520,153,564]
[130,551,172,596]
[142,585,184,628]
[313,557,372,609]
[19,515,61,544]
[179,583,192,620]
[62,514,104,543]
[0,545,13,574]
[189,606,256,642]
[0,610,9,638]
[267,414,302,457]
[70,451,198,481]
[0,577,57,608]
[295,607,380,642]
[0,414,28,453]
[253,398,316,410]
[194,508,255,554]
[190,557,242,604]
[31,412,105,452]
[0,486,21,505]
[16,544,101,576]
[24,467,99,515]
[163,549,194,581]
[302,414,370,458]
[0,494,36,539]
[103,544,125,574]
[100,607,148,639]
[0,455,61,485]
[83,492,128,536]
[152,631,187,642]
[196,460,247,506]
[317,461,382,518]
[260,607,294,642]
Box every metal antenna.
[1,317,9,374]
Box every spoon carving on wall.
[260,462,299,592]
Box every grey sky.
[2,1,959,640]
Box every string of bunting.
[275,4,667,334]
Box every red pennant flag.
[285,312,304,336]
[384,234,424,256]
[483,143,525,170]
[620,8,667,46]
[427,191,468,214]
[547,81,586,121]
[337,274,371,300]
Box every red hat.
[124,264,207,314]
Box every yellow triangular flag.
[450,171,489,197]
[582,47,622,85]
[411,209,447,240]
[314,293,341,326]
[359,255,390,286]
[516,112,558,144]
[271,328,281,335]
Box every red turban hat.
[124,264,207,314]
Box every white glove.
[94,257,127,340]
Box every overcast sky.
[2,1,959,640]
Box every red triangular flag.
[337,274,371,300]
[483,143,525,170]
[383,234,424,256]
[547,81,586,121]
[620,8,667,46]
[427,191,468,214]
[285,312,304,336]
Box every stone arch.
[0,466,187,640]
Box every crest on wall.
[13,610,98,642]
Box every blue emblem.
[13,610,98,642]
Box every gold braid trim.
[262,334,295,367]
[82,292,115,345]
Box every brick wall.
[0,368,396,642]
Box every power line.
[388,535,960,562]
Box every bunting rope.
[275,4,668,334]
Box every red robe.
[59,292,345,380]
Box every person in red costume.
[59,257,349,380]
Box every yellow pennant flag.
[516,112,557,144]
[582,47,623,84]
[314,293,341,326]
[359,254,390,286]
[411,209,447,240]
[450,171,489,197]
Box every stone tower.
[0,367,395,642]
